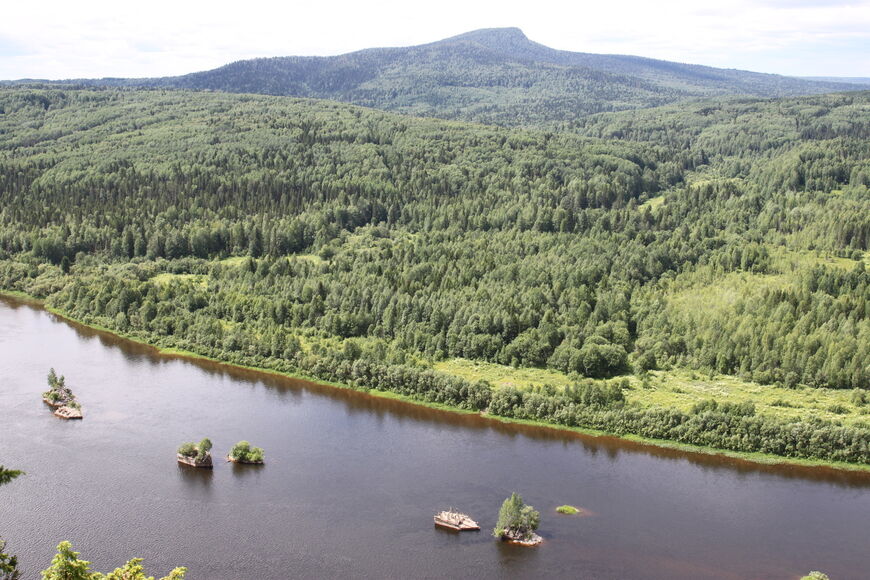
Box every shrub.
[196,438,213,462]
[177,443,196,457]
[229,440,265,463]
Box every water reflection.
[496,538,543,564]
[230,461,266,479]
[177,463,214,488]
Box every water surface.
[1,296,868,579]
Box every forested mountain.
[6,28,862,127]
[1,87,868,464]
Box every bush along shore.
[11,294,869,468]
[300,354,870,465]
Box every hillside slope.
[1,87,868,463]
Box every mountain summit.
[441,27,534,52]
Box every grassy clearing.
[291,253,324,265]
[656,247,863,333]
[768,245,862,273]
[632,369,867,427]
[149,273,206,286]
[218,256,249,267]
[434,358,574,390]
[665,269,790,320]
[640,195,665,211]
[434,358,868,427]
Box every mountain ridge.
[4,28,862,127]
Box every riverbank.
[2,290,869,475]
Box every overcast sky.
[1,0,868,80]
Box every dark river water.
[1,296,869,579]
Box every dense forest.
[0,87,868,464]
[6,28,862,128]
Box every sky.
[1,0,868,80]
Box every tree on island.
[40,542,186,580]
[492,493,541,541]
[228,441,265,463]
[196,438,212,462]
[43,369,73,405]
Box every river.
[0,296,868,579]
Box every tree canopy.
[40,542,186,580]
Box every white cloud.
[0,0,867,79]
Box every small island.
[493,493,542,546]
[177,438,214,468]
[226,440,265,464]
[42,368,83,419]
[556,505,581,515]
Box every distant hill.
[803,76,870,86]
[5,28,862,127]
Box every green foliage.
[801,573,830,580]
[100,558,186,580]
[555,505,579,515]
[196,438,212,462]
[229,441,265,463]
[40,542,185,580]
[0,539,20,580]
[177,439,211,461]
[0,467,22,486]
[691,399,756,417]
[493,493,540,540]
[176,443,197,457]
[41,542,92,580]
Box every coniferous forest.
[1,86,869,465]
